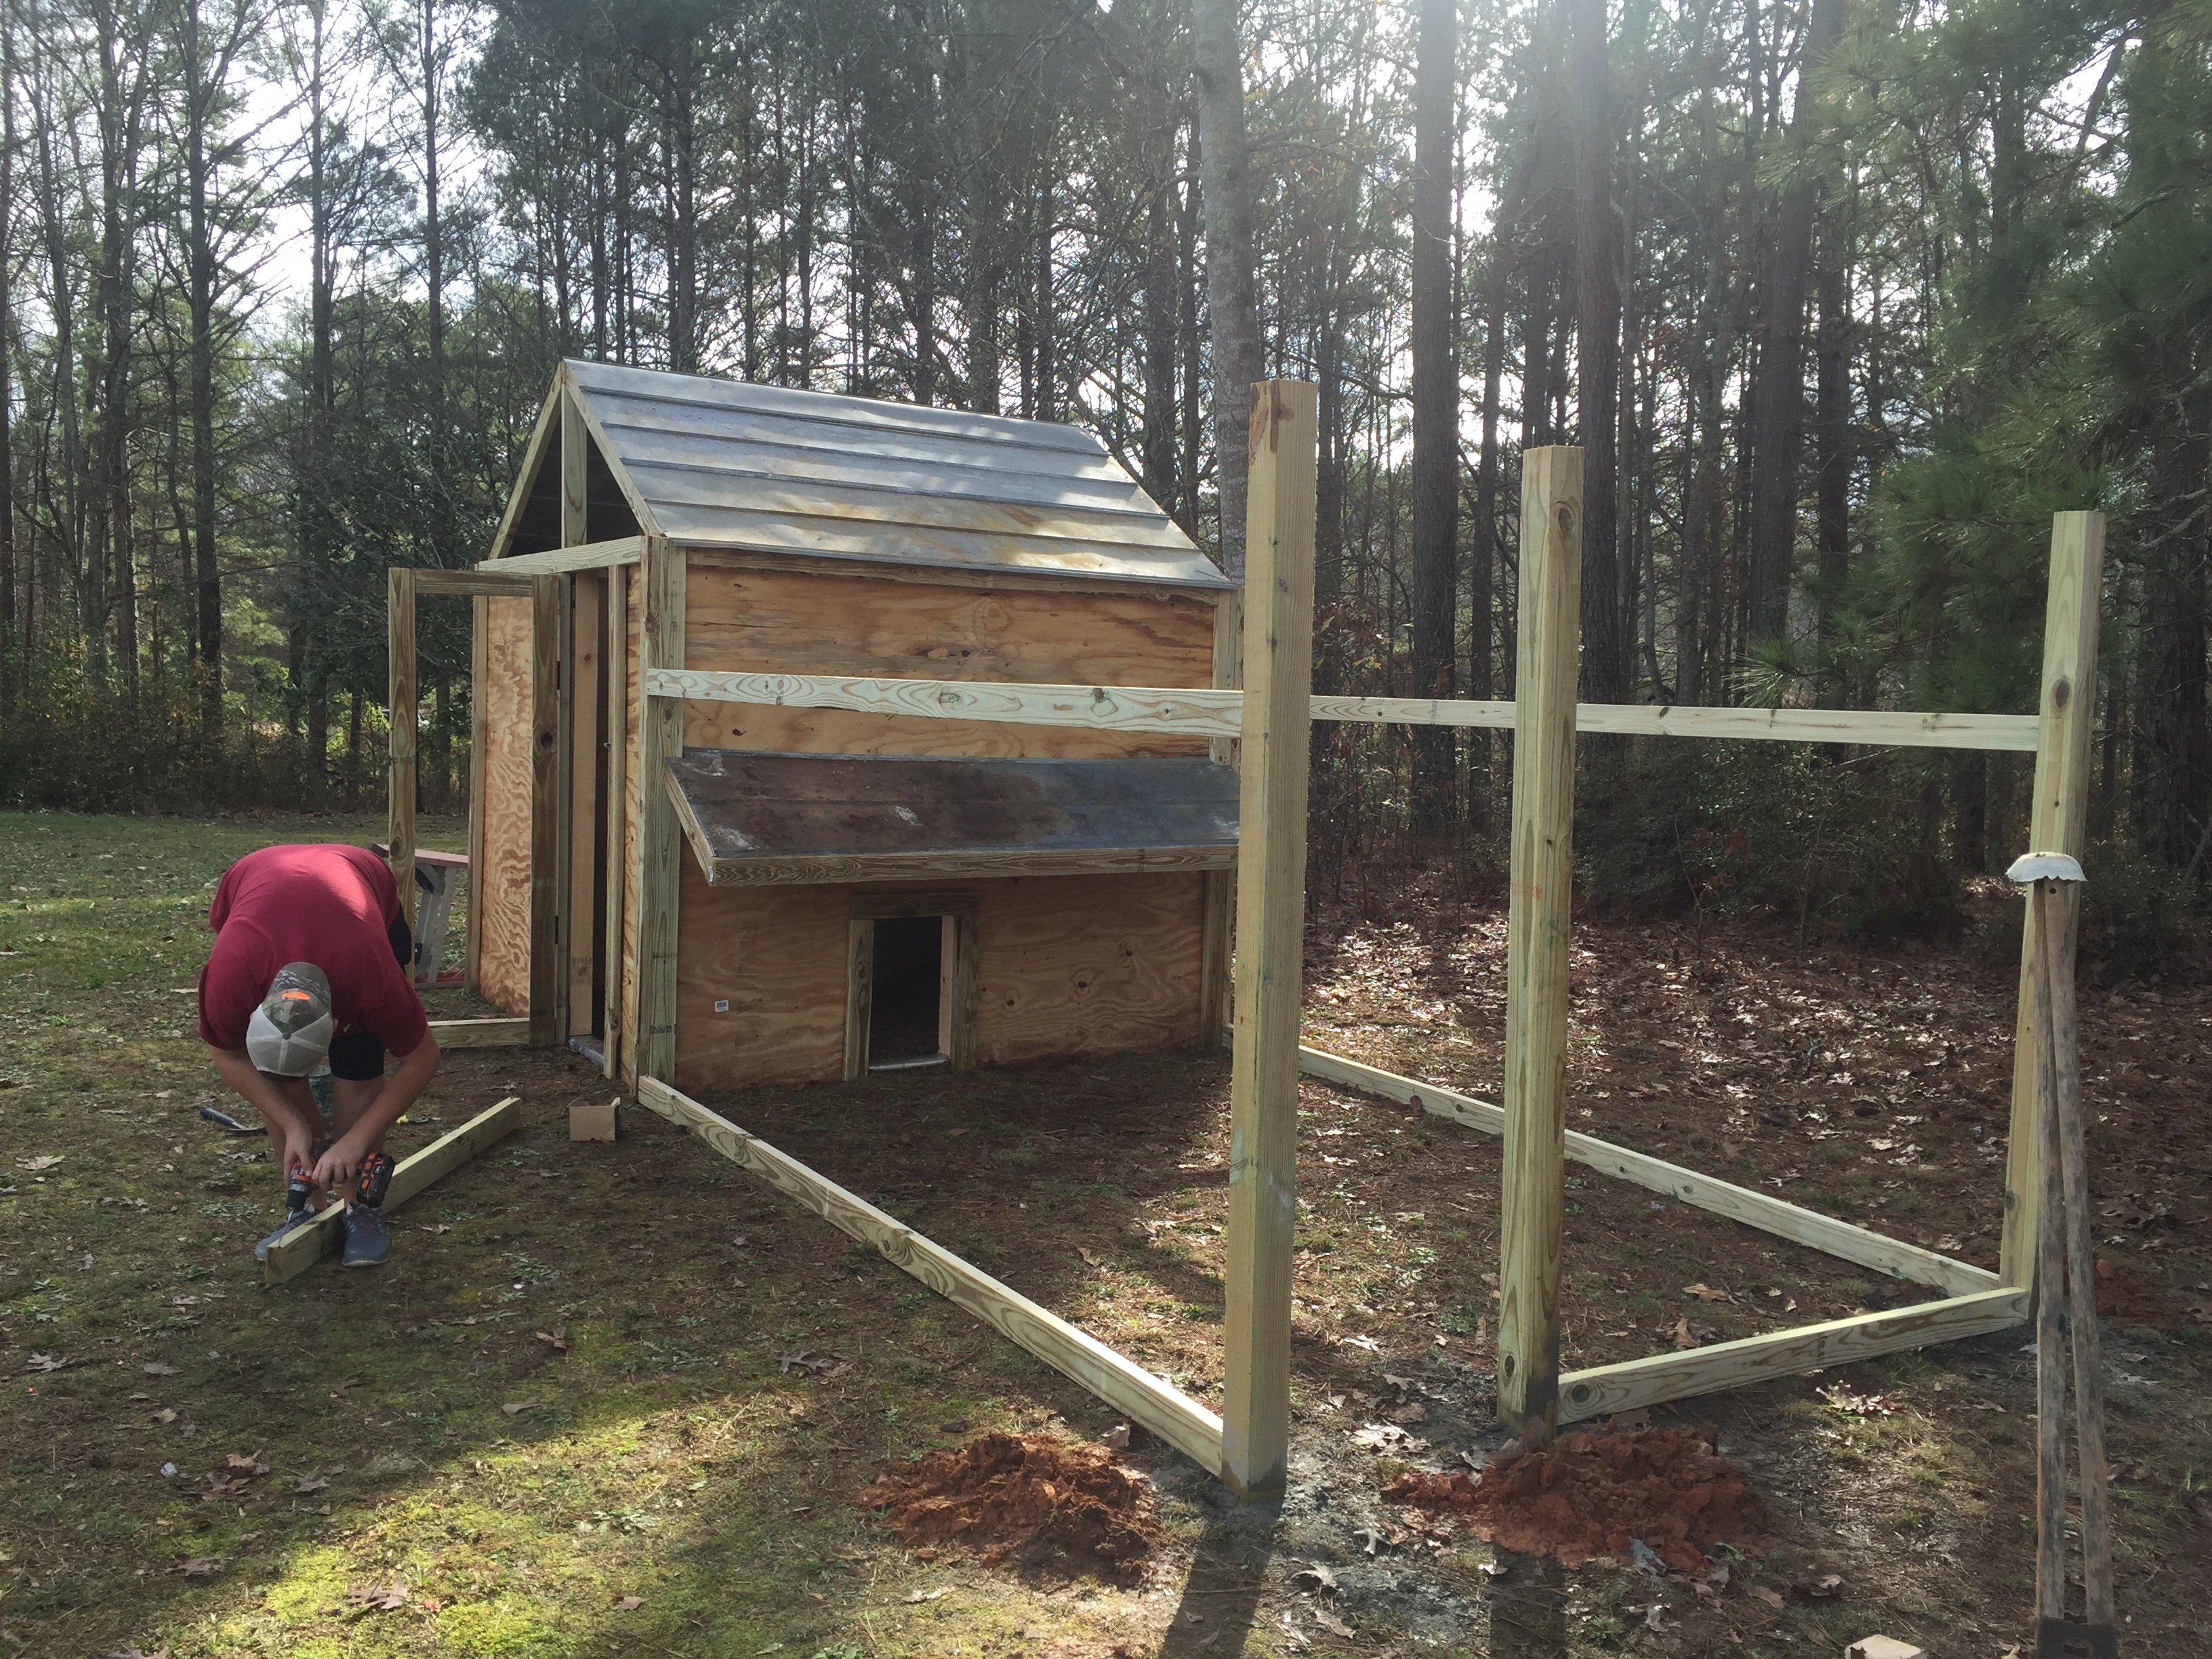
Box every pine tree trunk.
[1570,0,1624,703]
[1746,0,1845,645]
[1409,0,1458,835]
[1191,0,1262,580]
[1813,211,1851,703]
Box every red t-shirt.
[198,844,429,1057]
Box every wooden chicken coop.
[386,360,1240,1091]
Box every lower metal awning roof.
[664,750,1239,886]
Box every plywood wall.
[676,562,1218,760]
[973,872,1206,1065]
[673,869,1206,1091]
[476,595,536,1012]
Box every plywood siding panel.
[675,869,850,1090]
[975,874,1206,1066]
[478,596,535,1012]
[676,566,1216,760]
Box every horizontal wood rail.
[646,667,1242,738]
[263,1097,523,1284]
[635,1077,1225,1473]
[428,1017,535,1048]
[411,569,537,597]
[1555,1287,2026,1422]
[478,536,645,576]
[1297,1047,1999,1297]
[644,668,2039,753]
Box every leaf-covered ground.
[2,814,2207,1658]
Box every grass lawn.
[2,811,2207,1658]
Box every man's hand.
[310,1133,369,1195]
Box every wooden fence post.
[1999,511,2106,1292]
[528,573,564,1046]
[602,567,628,1080]
[1200,588,1244,1048]
[1222,380,1317,1498]
[1498,445,1583,1443]
[636,535,687,1086]
[466,592,489,994]
[387,568,417,901]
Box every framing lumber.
[635,1075,1225,1473]
[487,380,563,560]
[561,385,590,548]
[1500,444,1582,1443]
[2000,511,2105,1291]
[643,667,2034,756]
[413,569,535,597]
[645,666,1239,737]
[946,912,980,1069]
[528,575,564,1046]
[842,918,874,1081]
[1200,589,1241,1050]
[1296,1047,1999,1297]
[1222,380,1317,1499]
[567,575,603,1038]
[468,594,489,993]
[602,567,628,1081]
[850,889,983,920]
[1554,1288,2027,1422]
[636,537,687,1084]
[387,569,417,899]
[428,1017,533,1048]
[262,1096,524,1284]
[478,536,645,577]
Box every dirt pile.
[855,1433,1161,1582]
[2095,1256,2179,1328]
[1385,1425,1758,1572]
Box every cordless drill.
[351,1149,395,1211]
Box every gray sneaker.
[254,1204,313,1263]
[341,1204,391,1268]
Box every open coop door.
[388,565,575,1051]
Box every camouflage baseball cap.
[245,962,334,1076]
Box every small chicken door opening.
[869,915,952,1071]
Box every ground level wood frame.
[624,430,2097,1494]
[396,383,2097,1494]
[261,1097,523,1284]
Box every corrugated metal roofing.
[665,750,1239,885]
[549,359,1230,590]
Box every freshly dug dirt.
[855,1433,1161,1583]
[2096,1256,2179,1328]
[1385,1425,1759,1572]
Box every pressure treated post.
[527,573,563,1046]
[1999,511,2105,1294]
[1222,380,1317,1498]
[386,568,418,903]
[1200,589,1244,1047]
[635,534,687,1086]
[466,592,490,994]
[601,568,628,1080]
[560,379,590,548]
[1498,446,1583,1443]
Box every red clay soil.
[1385,1425,1759,1573]
[855,1433,1162,1584]
[2096,1256,2179,1328]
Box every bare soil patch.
[855,1431,1162,1583]
[1386,1423,1759,1572]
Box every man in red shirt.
[199,844,443,1267]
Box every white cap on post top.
[2005,852,2085,886]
